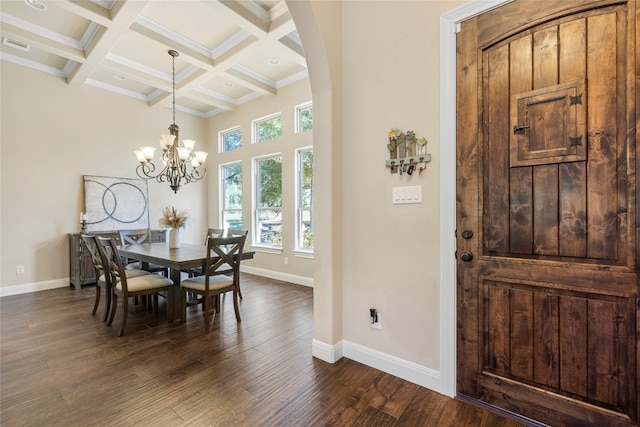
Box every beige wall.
[294,0,467,372]
[1,0,469,391]
[340,0,463,371]
[0,62,207,289]
[206,79,313,280]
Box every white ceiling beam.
[129,22,215,70]
[0,22,85,63]
[52,0,113,27]
[203,0,269,37]
[224,67,276,96]
[66,0,149,87]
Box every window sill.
[294,250,314,259]
[250,245,283,255]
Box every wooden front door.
[456,1,639,425]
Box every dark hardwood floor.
[1,274,524,426]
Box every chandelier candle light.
[134,50,208,193]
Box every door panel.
[456,1,638,426]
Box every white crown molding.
[0,12,83,49]
[230,64,276,89]
[135,15,213,58]
[86,77,149,101]
[276,69,309,88]
[213,29,251,58]
[0,51,66,77]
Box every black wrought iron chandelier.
[134,49,208,193]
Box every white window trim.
[251,112,282,144]
[294,101,312,134]
[219,125,242,153]
[252,153,283,249]
[219,160,243,230]
[295,146,313,253]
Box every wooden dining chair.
[81,235,111,322]
[97,236,175,336]
[180,234,246,333]
[188,228,248,298]
[118,229,169,277]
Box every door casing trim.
[439,0,513,398]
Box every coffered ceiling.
[0,0,307,117]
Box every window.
[253,113,282,143]
[254,154,282,247]
[221,162,243,230]
[296,148,313,251]
[220,127,242,152]
[295,102,313,133]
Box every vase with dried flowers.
[159,206,191,249]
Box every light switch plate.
[392,185,422,204]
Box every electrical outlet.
[284,257,289,265]
[16,265,25,275]
[371,313,382,330]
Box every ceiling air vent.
[2,37,30,52]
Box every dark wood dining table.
[118,242,254,320]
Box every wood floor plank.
[1,273,526,426]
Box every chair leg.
[118,296,129,336]
[103,287,111,322]
[108,294,117,326]
[232,290,241,322]
[92,284,101,315]
[237,282,243,299]
[181,289,187,323]
[166,289,173,323]
[203,292,210,333]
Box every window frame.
[294,101,313,134]
[219,126,243,153]
[252,112,283,144]
[252,153,283,252]
[295,147,313,253]
[219,161,243,231]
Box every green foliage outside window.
[299,150,313,249]
[257,156,282,246]
[222,129,242,151]
[256,116,282,143]
[257,157,282,208]
[299,106,313,132]
[222,163,242,230]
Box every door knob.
[461,230,473,239]
[460,251,473,262]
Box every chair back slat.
[81,235,102,273]
[203,235,246,289]
[205,228,248,244]
[97,237,128,292]
[119,229,151,245]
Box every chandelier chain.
[172,52,176,125]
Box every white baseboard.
[312,338,344,363]
[0,278,70,297]
[0,267,313,298]
[312,338,443,394]
[241,265,314,287]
